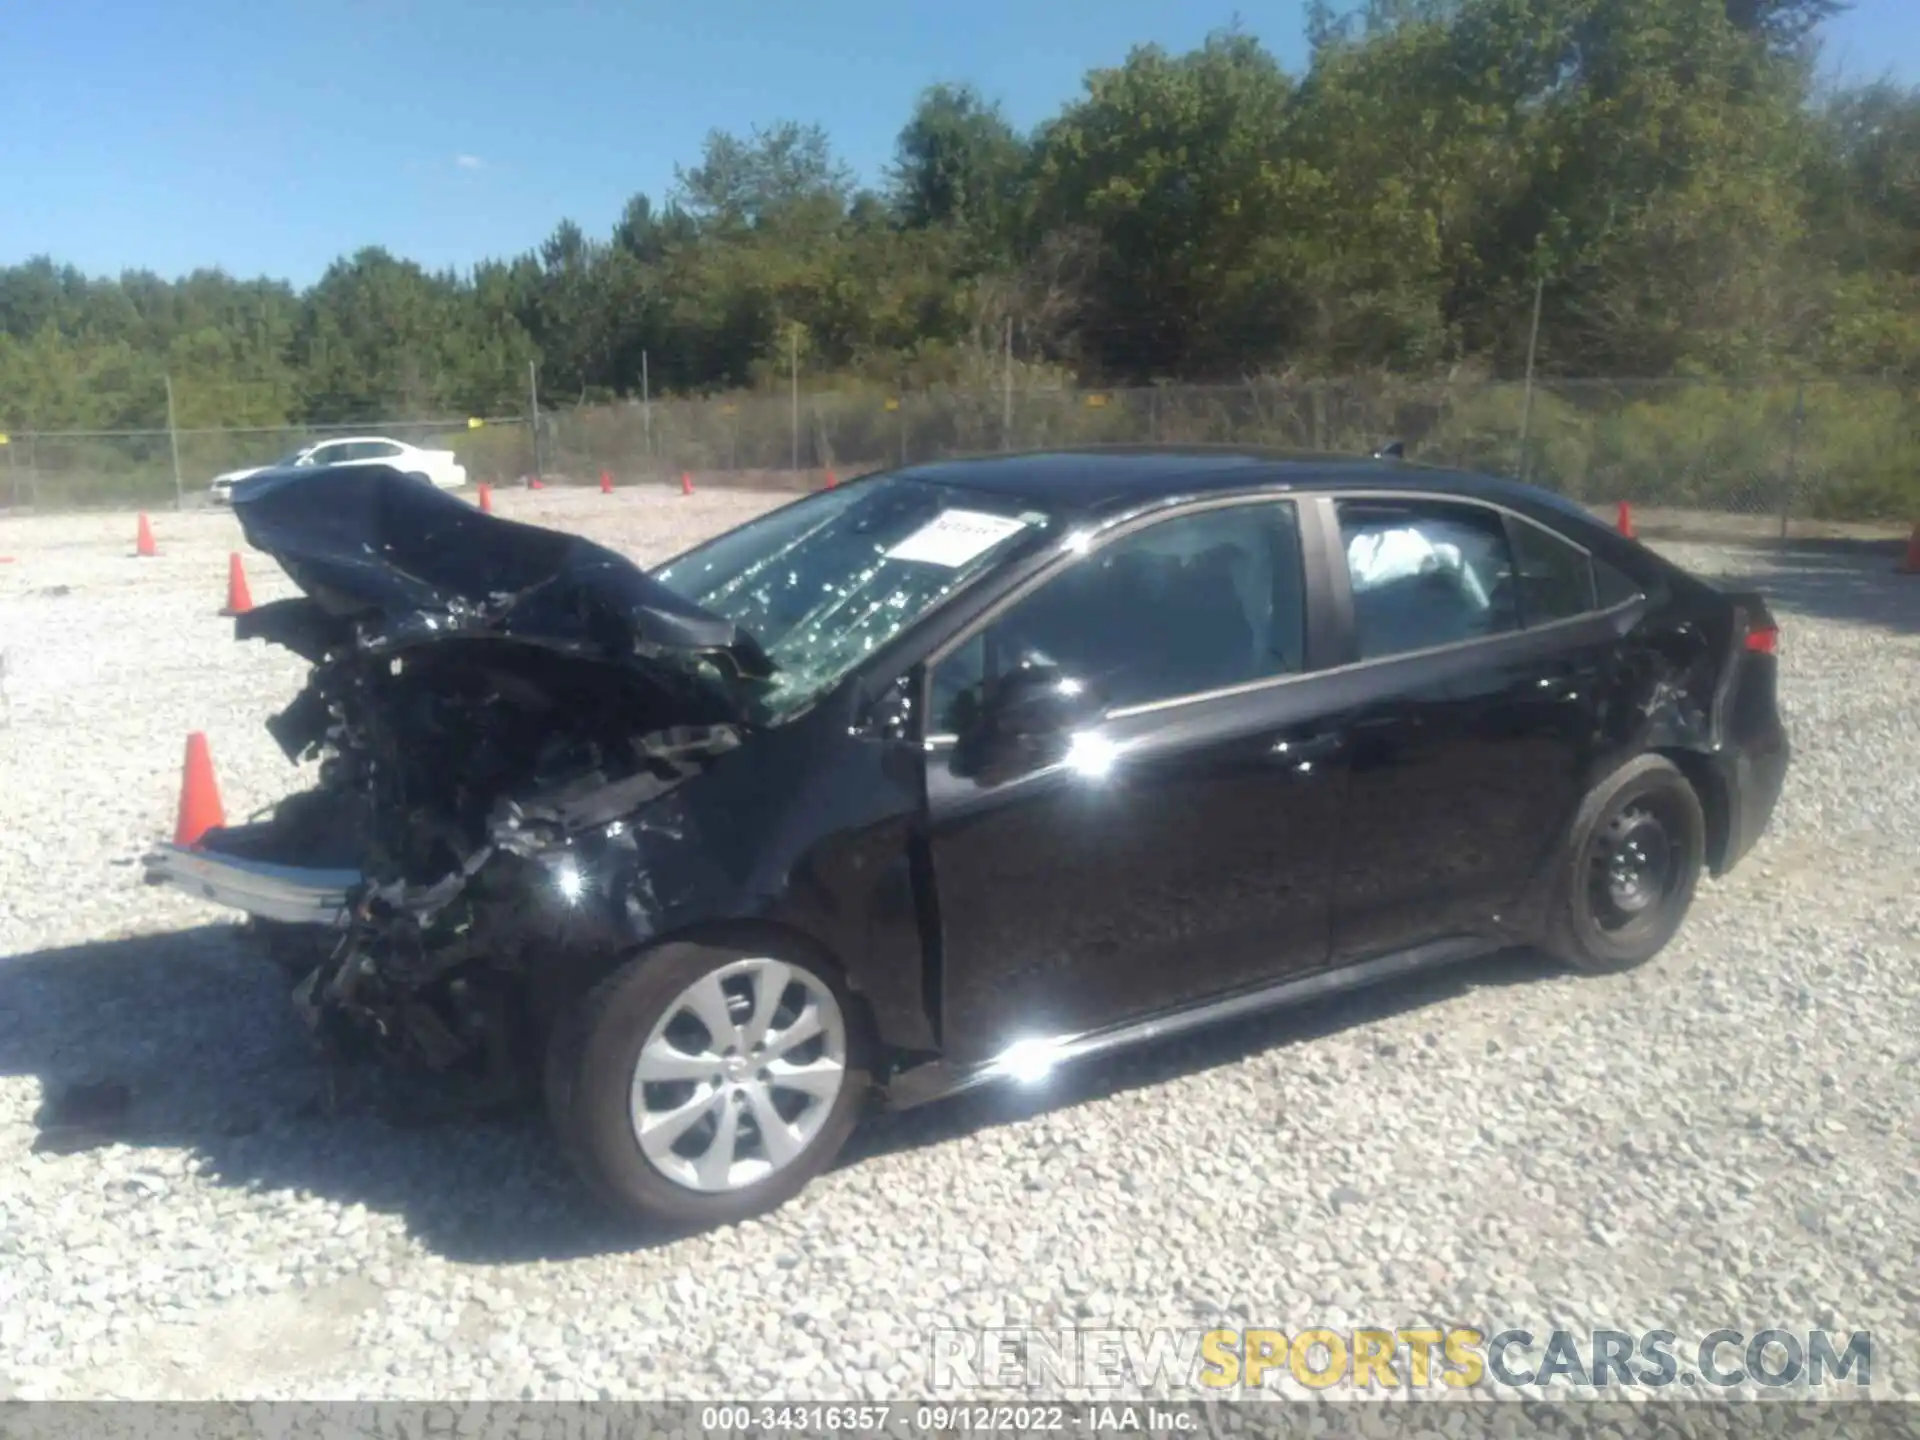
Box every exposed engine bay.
[146,464,771,1091]
[229,639,743,1074]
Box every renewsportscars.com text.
[931,1326,1873,1393]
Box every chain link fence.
[0,418,536,512]
[5,378,1914,529]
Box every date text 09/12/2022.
[699,1405,1197,1433]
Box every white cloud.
[454,154,483,171]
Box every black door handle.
[1270,730,1346,766]
[1531,661,1587,702]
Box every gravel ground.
[0,484,1916,1406]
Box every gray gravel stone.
[0,494,1915,1404]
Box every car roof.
[893,445,1595,529]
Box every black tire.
[544,939,870,1230]
[1544,753,1706,974]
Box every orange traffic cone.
[600,470,613,494]
[1615,501,1635,539]
[680,472,694,496]
[1898,522,1920,575]
[221,552,254,616]
[824,469,837,490]
[477,483,493,513]
[135,512,157,557]
[173,731,227,847]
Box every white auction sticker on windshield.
[885,509,1030,567]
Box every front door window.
[930,499,1308,732]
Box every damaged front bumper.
[141,464,767,1079]
[143,843,362,926]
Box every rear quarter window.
[1595,557,1644,608]
[1505,517,1597,625]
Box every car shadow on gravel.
[1698,536,1920,636]
[2,924,1552,1262]
[843,946,1551,1169]
[0,924,637,1261]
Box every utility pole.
[641,350,652,465]
[1516,272,1545,484]
[164,373,184,510]
[789,327,800,473]
[1001,315,1013,451]
[528,360,542,480]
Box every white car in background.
[208,436,468,504]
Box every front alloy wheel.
[547,942,869,1228]
[629,959,849,1193]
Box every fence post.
[1778,383,1805,540]
[528,360,542,481]
[164,373,184,510]
[1516,273,1545,484]
[789,329,800,473]
[1001,316,1013,451]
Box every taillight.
[1745,625,1778,655]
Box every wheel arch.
[540,915,876,1226]
[1652,745,1731,876]
[598,917,887,1062]
[1519,744,1720,944]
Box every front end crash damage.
[142,464,768,1084]
[283,716,742,1074]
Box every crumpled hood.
[229,463,773,701]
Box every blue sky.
[3,0,1916,288]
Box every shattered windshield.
[653,474,1059,721]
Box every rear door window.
[1334,499,1520,660]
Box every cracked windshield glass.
[653,475,1058,719]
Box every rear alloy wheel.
[1546,754,1706,974]
[546,942,869,1228]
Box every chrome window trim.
[917,485,1646,748]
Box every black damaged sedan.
[147,449,1789,1227]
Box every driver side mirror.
[953,663,1111,781]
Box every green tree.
[1030,29,1308,379]
[889,83,1028,266]
[0,0,1906,444]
